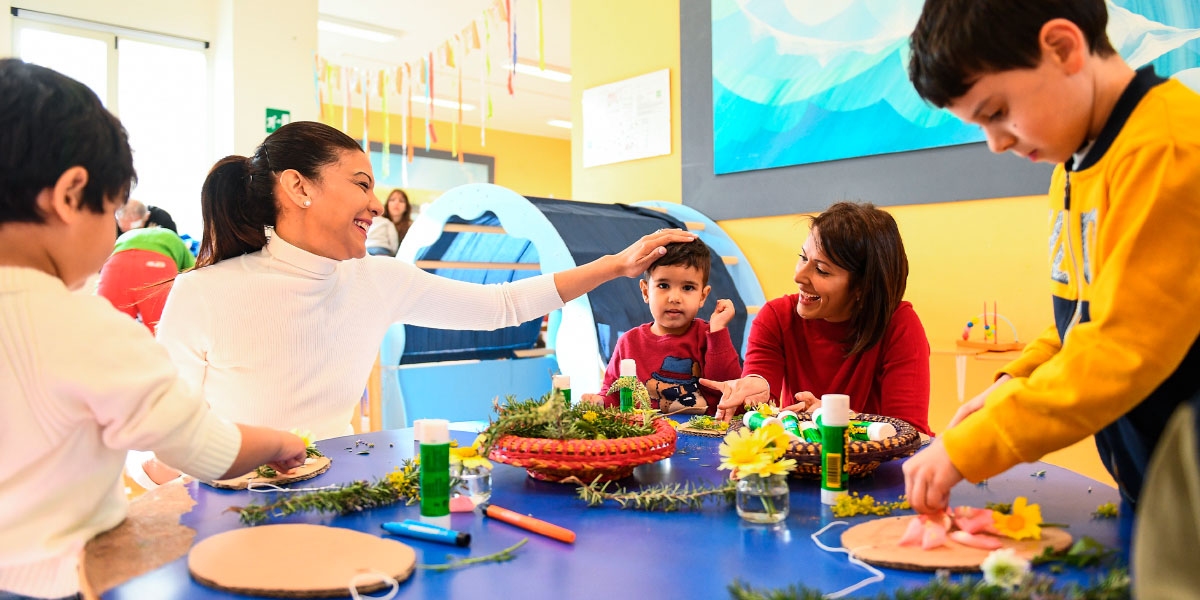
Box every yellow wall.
[568,1,1115,487]
[570,0,681,204]
[321,105,571,202]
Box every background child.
[0,58,307,599]
[581,239,741,415]
[901,0,1200,515]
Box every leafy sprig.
[728,568,1130,600]
[565,476,736,511]
[230,458,421,526]
[418,538,528,571]
[1031,536,1118,568]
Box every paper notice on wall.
[582,68,671,168]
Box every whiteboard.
[582,68,671,168]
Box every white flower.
[980,548,1030,590]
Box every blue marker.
[381,520,471,547]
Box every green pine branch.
[565,476,737,512]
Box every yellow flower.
[753,422,792,460]
[750,403,777,417]
[742,457,796,478]
[993,496,1043,540]
[582,411,599,422]
[665,419,680,429]
[448,434,493,470]
[718,427,771,477]
[717,421,729,430]
[288,428,314,448]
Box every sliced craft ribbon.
[811,521,886,599]
[348,571,399,600]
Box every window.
[13,12,210,238]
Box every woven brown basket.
[785,413,920,479]
[487,418,677,483]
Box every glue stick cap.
[415,419,449,445]
[553,374,571,389]
[821,488,844,505]
[820,394,851,427]
[620,359,637,377]
[867,422,897,441]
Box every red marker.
[477,503,576,544]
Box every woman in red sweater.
[701,202,931,435]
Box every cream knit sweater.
[156,232,563,440]
[0,267,240,598]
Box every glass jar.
[451,463,492,504]
[735,473,789,524]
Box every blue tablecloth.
[106,428,1130,599]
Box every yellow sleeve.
[997,324,1061,379]
[945,140,1200,482]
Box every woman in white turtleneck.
[154,121,692,444]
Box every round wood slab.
[840,516,1072,572]
[206,457,331,490]
[188,524,416,598]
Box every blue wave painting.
[712,0,1200,174]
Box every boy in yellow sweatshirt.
[901,0,1200,514]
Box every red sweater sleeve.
[703,325,742,383]
[876,305,932,435]
[740,300,788,403]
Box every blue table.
[106,429,1130,599]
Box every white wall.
[214,0,317,156]
[14,0,216,41]
[1,1,13,57]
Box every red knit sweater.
[599,319,742,416]
[742,297,932,435]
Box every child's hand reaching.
[709,299,735,332]
[580,393,607,406]
[267,431,309,474]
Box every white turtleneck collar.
[263,230,339,278]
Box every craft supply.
[381,520,470,547]
[798,420,822,443]
[819,394,850,505]
[777,410,801,437]
[741,410,781,431]
[618,359,637,412]
[847,421,897,442]
[552,374,572,405]
[449,496,477,513]
[417,419,452,529]
[812,521,885,599]
[188,524,415,596]
[839,516,1072,572]
[477,502,576,544]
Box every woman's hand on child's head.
[702,376,770,422]
[610,229,697,278]
[792,391,819,412]
[709,299,735,332]
[580,393,607,406]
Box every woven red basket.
[487,417,677,482]
[784,412,921,479]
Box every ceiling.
[316,0,571,140]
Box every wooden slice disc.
[188,524,416,598]
[840,516,1072,572]
[206,456,331,490]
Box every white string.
[246,481,341,494]
[810,521,886,599]
[348,570,399,600]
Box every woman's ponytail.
[195,154,277,268]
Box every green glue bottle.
[553,374,572,406]
[618,359,637,412]
[417,419,451,529]
[818,394,850,505]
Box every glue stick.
[798,419,822,443]
[618,359,637,412]
[553,374,572,406]
[741,410,780,431]
[418,419,452,529]
[778,410,802,436]
[813,411,896,442]
[819,394,850,505]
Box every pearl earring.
[303,200,311,207]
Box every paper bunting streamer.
[405,63,414,166]
[382,69,390,178]
[362,70,370,151]
[506,0,514,95]
[457,34,464,162]
[314,53,322,121]
[426,52,436,148]
[342,67,350,133]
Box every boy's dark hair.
[810,202,908,356]
[646,238,712,285]
[909,0,1117,108]
[0,59,135,224]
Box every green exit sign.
[265,108,291,133]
